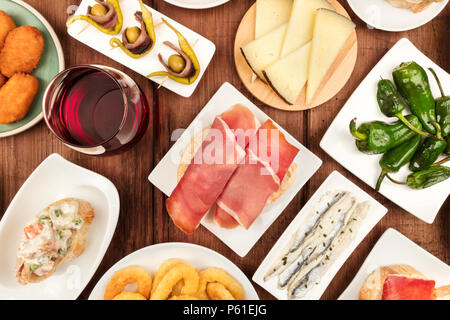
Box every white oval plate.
[164,0,230,9]
[320,38,449,224]
[347,0,448,32]
[339,228,450,300]
[148,82,322,257]
[253,171,388,300]
[0,154,120,300]
[88,242,259,300]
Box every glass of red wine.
[43,65,149,155]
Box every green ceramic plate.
[0,0,64,137]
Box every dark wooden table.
[1,0,448,300]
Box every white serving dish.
[347,0,448,32]
[149,82,322,257]
[252,170,388,300]
[0,154,120,300]
[320,38,450,224]
[339,228,450,300]
[67,0,216,97]
[88,242,259,299]
[164,0,230,9]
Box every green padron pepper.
[377,79,430,138]
[376,134,421,191]
[109,0,156,58]
[409,122,447,172]
[406,166,450,189]
[350,115,422,155]
[66,0,123,35]
[409,137,447,172]
[393,62,436,134]
[429,68,450,138]
[447,136,450,154]
[147,18,200,85]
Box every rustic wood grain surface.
[0,0,448,300]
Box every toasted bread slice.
[15,198,94,285]
[359,265,449,300]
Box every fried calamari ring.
[112,292,147,300]
[150,263,199,300]
[104,266,152,300]
[169,295,199,300]
[197,268,245,300]
[151,259,184,296]
[207,282,235,300]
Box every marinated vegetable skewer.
[109,0,156,58]
[147,18,201,85]
[66,0,123,35]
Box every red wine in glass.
[43,65,149,155]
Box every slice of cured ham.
[214,120,299,229]
[382,275,435,300]
[166,105,257,234]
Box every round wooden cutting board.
[234,0,358,111]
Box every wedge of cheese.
[255,0,293,39]
[241,24,287,81]
[263,42,311,105]
[280,0,334,57]
[306,9,355,104]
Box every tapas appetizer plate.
[88,242,259,300]
[253,171,388,300]
[320,38,450,224]
[67,0,216,98]
[0,0,64,138]
[347,0,449,32]
[163,0,230,9]
[234,0,357,111]
[149,82,322,257]
[339,228,450,299]
[0,154,120,300]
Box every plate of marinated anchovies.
[253,171,388,300]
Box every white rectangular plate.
[67,0,216,97]
[252,170,388,300]
[339,228,450,300]
[149,82,322,257]
[320,38,450,224]
[0,154,120,300]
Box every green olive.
[126,27,141,44]
[90,4,108,17]
[168,55,186,73]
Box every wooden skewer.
[157,39,199,90]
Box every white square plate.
[67,0,216,98]
[320,38,450,224]
[149,82,322,257]
[0,154,120,300]
[252,170,388,300]
[339,228,450,300]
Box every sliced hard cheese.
[255,0,293,39]
[263,42,311,105]
[280,0,334,57]
[306,9,355,104]
[241,24,287,81]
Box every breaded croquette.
[0,74,6,88]
[0,10,16,50]
[0,25,44,78]
[0,73,39,124]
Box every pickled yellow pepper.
[109,0,156,58]
[147,18,201,85]
[66,0,123,35]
